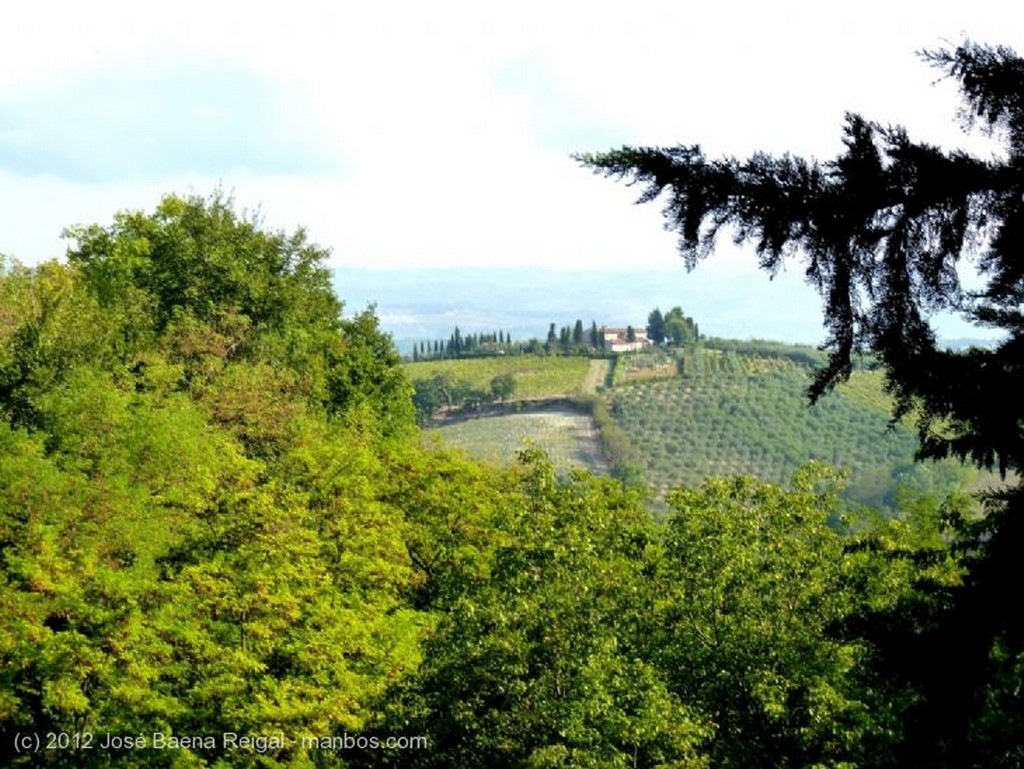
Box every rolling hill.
[404,341,988,512]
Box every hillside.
[612,345,983,508]
[408,344,986,511]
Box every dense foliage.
[0,194,423,766]
[369,458,948,769]
[580,40,1024,767]
[0,190,1008,767]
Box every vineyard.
[404,355,591,399]
[611,346,679,385]
[609,346,983,508]
[428,404,607,474]
[404,345,986,512]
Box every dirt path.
[583,359,612,394]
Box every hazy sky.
[1,1,1018,338]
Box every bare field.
[427,404,608,475]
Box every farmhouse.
[602,326,651,353]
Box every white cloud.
[0,53,344,182]
[1,0,1021,285]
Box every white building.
[602,326,651,353]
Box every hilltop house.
[602,326,651,353]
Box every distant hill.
[335,266,1004,356]
[334,265,828,350]
[609,343,984,511]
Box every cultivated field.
[405,356,591,399]
[609,347,983,508]
[612,347,678,385]
[428,403,608,475]
[408,344,986,511]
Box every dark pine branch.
[575,41,1024,476]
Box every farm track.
[582,359,612,394]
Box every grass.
[405,356,592,399]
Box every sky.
[1,1,1019,340]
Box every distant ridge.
[333,265,827,349]
[333,266,1003,355]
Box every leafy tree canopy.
[646,307,666,345]
[59,191,413,434]
[64,191,341,334]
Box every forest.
[0,188,1019,768]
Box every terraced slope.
[610,349,980,508]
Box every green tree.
[413,376,446,425]
[572,319,584,346]
[1,201,428,766]
[327,308,415,435]
[489,373,516,402]
[647,308,666,345]
[664,306,699,346]
[610,460,647,491]
[654,466,914,768]
[559,325,571,351]
[65,191,340,335]
[579,40,1024,766]
[545,322,557,354]
[373,451,711,768]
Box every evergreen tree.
[647,308,666,345]
[573,319,584,346]
[578,40,1024,765]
